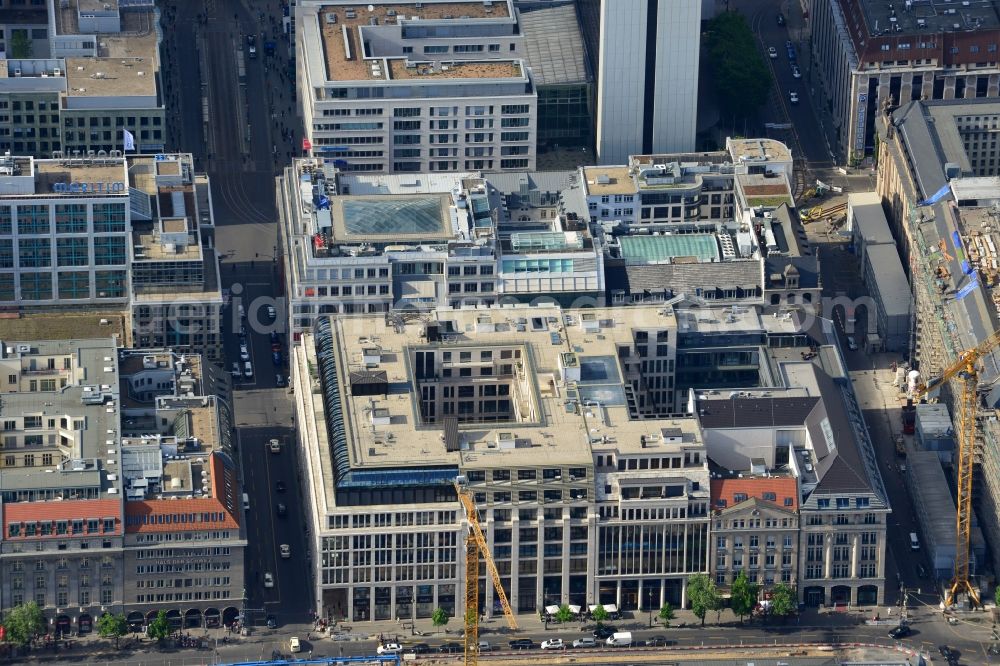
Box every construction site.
[875,99,1000,604]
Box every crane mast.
[454,481,517,666]
[913,330,1000,608]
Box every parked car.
[768,46,777,58]
[509,638,535,650]
[404,643,430,654]
[572,637,597,648]
[593,625,617,640]
[289,636,300,653]
[646,635,676,646]
[231,362,241,378]
[280,544,291,559]
[265,615,277,629]
[789,91,800,104]
[275,374,285,387]
[376,643,402,655]
[888,624,912,639]
[244,361,253,378]
[792,65,801,78]
[272,351,282,366]
[275,480,286,493]
[438,642,462,653]
[276,502,287,517]
[541,639,565,650]
[476,640,492,652]
[263,572,274,588]
[240,345,250,361]
[267,305,277,319]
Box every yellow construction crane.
[913,329,1000,608]
[454,481,517,666]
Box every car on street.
[541,639,565,650]
[476,640,492,652]
[776,13,785,25]
[888,624,912,639]
[244,361,253,379]
[275,480,286,493]
[271,341,281,353]
[768,46,777,58]
[280,543,291,558]
[276,373,285,387]
[509,639,535,650]
[572,637,597,648]
[272,351,282,366]
[246,34,256,47]
[789,91,799,104]
[438,642,462,653]
[231,362,241,378]
[269,438,281,453]
[646,635,677,646]
[263,572,274,588]
[377,642,402,655]
[240,345,250,361]
[593,625,617,640]
[265,615,277,629]
[289,636,300,653]
[404,643,430,654]
[276,502,287,517]
[792,65,801,78]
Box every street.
[159,0,310,627]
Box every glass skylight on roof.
[342,198,443,236]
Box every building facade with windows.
[0,0,166,157]
[811,0,1000,162]
[293,304,713,623]
[0,337,126,633]
[126,154,223,363]
[277,161,601,338]
[295,0,537,173]
[0,153,131,306]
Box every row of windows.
[11,588,113,608]
[0,270,127,301]
[8,518,116,538]
[0,203,127,235]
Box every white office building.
[596,0,700,164]
[295,0,537,173]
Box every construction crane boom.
[455,482,516,666]
[913,329,1000,608]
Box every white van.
[606,631,632,647]
[242,493,250,512]
[910,532,920,551]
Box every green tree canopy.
[431,607,449,627]
[769,584,796,619]
[658,603,675,627]
[590,604,609,624]
[730,571,760,623]
[2,601,45,648]
[10,31,32,59]
[555,604,574,623]
[703,12,773,119]
[687,574,721,626]
[146,611,171,641]
[96,613,129,649]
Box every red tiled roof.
[125,452,240,533]
[710,477,798,511]
[3,499,123,539]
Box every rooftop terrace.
[317,1,515,82]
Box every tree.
[687,574,721,626]
[590,604,609,624]
[9,31,32,59]
[769,584,796,620]
[555,604,574,624]
[2,601,45,648]
[431,607,449,628]
[96,613,128,650]
[703,12,772,120]
[146,611,171,642]
[730,571,759,623]
[658,603,675,628]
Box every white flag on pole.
[123,129,135,151]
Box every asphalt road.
[160,0,308,626]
